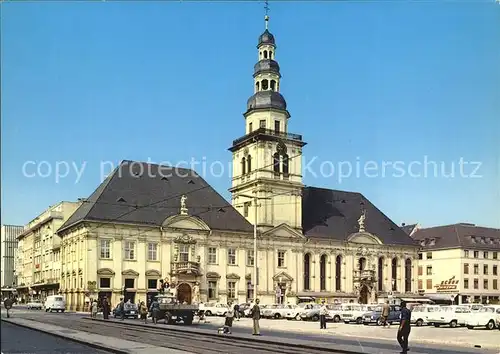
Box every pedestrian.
[397,301,412,353]
[233,303,240,321]
[91,299,98,319]
[149,298,160,324]
[139,301,148,324]
[251,299,261,335]
[4,297,13,318]
[119,298,125,320]
[381,301,390,327]
[102,297,110,320]
[224,305,234,334]
[319,300,328,329]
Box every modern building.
[55,15,419,311]
[411,223,500,304]
[1,224,24,288]
[15,201,81,301]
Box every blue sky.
[2,1,499,228]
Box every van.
[44,295,66,313]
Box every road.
[0,320,110,354]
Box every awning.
[425,293,458,301]
[399,297,434,303]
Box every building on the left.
[1,224,24,295]
[15,201,81,302]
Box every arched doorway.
[177,283,192,304]
[359,285,369,304]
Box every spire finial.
[264,0,270,29]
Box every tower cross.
[264,0,270,29]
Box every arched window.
[391,258,398,291]
[320,254,327,291]
[282,154,289,176]
[335,255,342,291]
[270,80,276,91]
[304,253,311,290]
[378,257,384,291]
[269,50,273,59]
[405,258,412,293]
[255,82,260,91]
[261,79,269,90]
[247,155,252,173]
[359,257,366,271]
[273,153,280,175]
[241,157,246,175]
[264,50,268,59]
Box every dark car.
[113,303,139,319]
[363,305,402,326]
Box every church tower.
[229,13,306,231]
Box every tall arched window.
[264,50,268,59]
[378,257,384,291]
[261,79,269,90]
[255,82,260,91]
[282,154,289,177]
[391,258,398,291]
[270,80,276,91]
[335,255,342,291]
[273,153,280,175]
[304,253,311,290]
[320,254,327,291]
[405,258,412,293]
[358,257,366,271]
[241,157,246,175]
[247,155,252,173]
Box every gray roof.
[401,224,418,235]
[254,59,281,78]
[258,29,275,46]
[58,161,254,234]
[302,187,417,246]
[411,224,500,251]
[246,91,287,112]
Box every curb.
[2,318,129,354]
[83,317,365,354]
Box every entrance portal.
[177,283,192,304]
[359,285,369,304]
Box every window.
[493,252,498,260]
[493,279,498,290]
[274,120,280,133]
[246,250,254,266]
[179,245,189,262]
[282,154,289,177]
[208,281,217,299]
[493,265,498,276]
[464,279,469,289]
[249,122,253,132]
[483,279,488,289]
[227,281,236,299]
[473,251,479,258]
[273,153,280,174]
[208,247,217,264]
[464,263,469,274]
[147,279,157,289]
[426,252,432,260]
[243,202,251,217]
[474,264,479,275]
[426,279,432,289]
[259,120,266,128]
[418,266,423,276]
[483,252,488,259]
[473,278,479,289]
[99,277,111,288]
[464,250,469,258]
[228,248,236,265]
[124,278,134,289]
[417,253,423,260]
[124,241,135,260]
[100,239,111,259]
[277,251,285,267]
[426,266,432,276]
[80,277,83,288]
[148,243,158,261]
[483,265,488,275]
[418,279,423,289]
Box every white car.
[27,299,43,310]
[426,305,471,328]
[410,305,441,326]
[465,305,500,330]
[328,305,343,323]
[285,302,315,321]
[341,304,377,324]
[262,304,295,319]
[200,302,229,316]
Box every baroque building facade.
[56,16,419,311]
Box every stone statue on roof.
[180,195,188,215]
[358,209,366,233]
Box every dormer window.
[420,240,426,247]
[429,238,436,246]
[471,236,476,243]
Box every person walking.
[233,303,240,321]
[91,299,98,319]
[149,298,160,324]
[381,301,390,327]
[118,298,125,320]
[319,300,328,329]
[224,305,234,334]
[397,301,412,353]
[139,301,148,324]
[4,297,13,318]
[251,299,261,335]
[102,297,110,320]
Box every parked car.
[200,303,229,316]
[44,295,66,313]
[113,303,139,319]
[465,305,500,330]
[262,304,295,319]
[363,304,401,326]
[341,304,377,324]
[410,305,441,326]
[27,299,43,310]
[285,303,315,321]
[427,305,471,328]
[300,304,322,321]
[328,305,343,323]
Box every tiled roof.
[401,224,418,235]
[58,160,254,234]
[302,187,417,246]
[411,224,500,250]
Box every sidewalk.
[2,317,190,354]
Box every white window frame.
[246,250,254,266]
[124,241,136,260]
[228,248,237,265]
[277,250,285,267]
[208,280,218,300]
[227,281,237,299]
[100,239,111,259]
[179,244,190,262]
[208,247,217,264]
[148,243,158,261]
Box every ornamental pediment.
[162,214,210,231]
[97,268,115,276]
[145,269,161,277]
[347,232,382,245]
[226,273,240,280]
[121,269,139,277]
[262,223,305,239]
[206,272,221,279]
[173,233,196,244]
[273,271,293,282]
